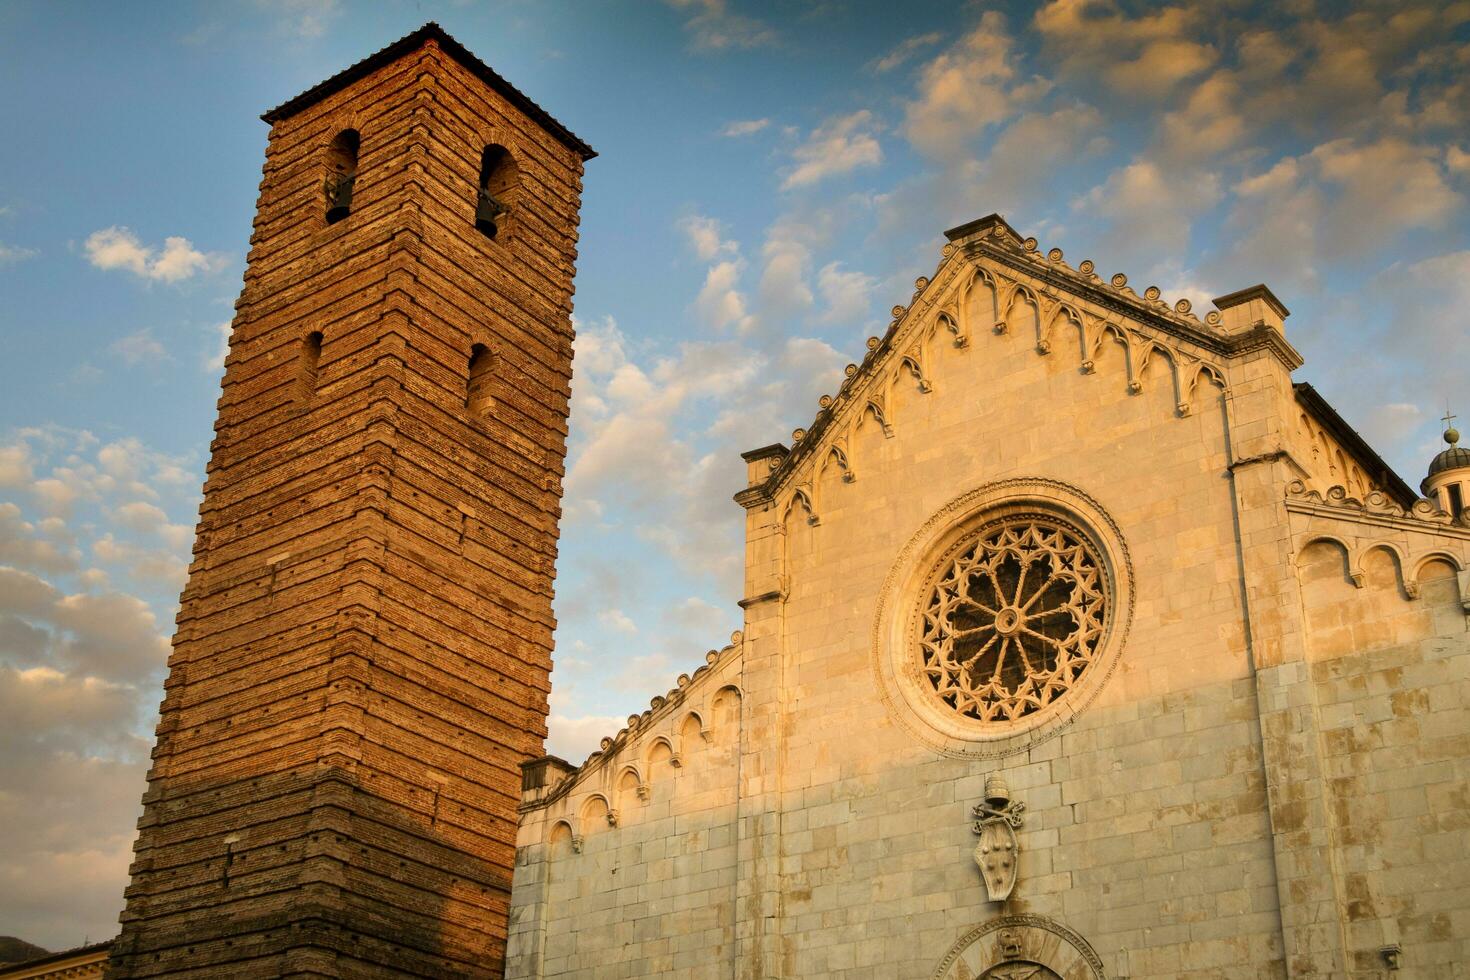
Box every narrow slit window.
[467,344,494,416]
[1449,483,1465,517]
[475,145,519,240]
[324,129,359,224]
[298,331,323,404]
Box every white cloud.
[816,261,878,326]
[694,259,755,333]
[722,118,770,137]
[1077,158,1223,270]
[783,111,883,190]
[759,236,814,316]
[903,12,1046,162]
[0,504,79,575]
[664,0,777,52]
[680,215,737,261]
[1222,136,1464,287]
[598,608,638,635]
[1,428,199,560]
[111,328,171,367]
[666,595,729,633]
[973,104,1106,212]
[1377,250,1470,398]
[113,501,193,551]
[545,712,625,762]
[0,427,199,946]
[0,242,38,264]
[0,565,169,685]
[1310,137,1462,232]
[111,502,165,531]
[84,226,223,283]
[563,312,843,597]
[0,629,154,948]
[1034,0,1215,99]
[1359,402,1426,450]
[872,32,943,73]
[31,477,81,518]
[261,0,340,39]
[206,320,233,372]
[92,534,189,589]
[1106,37,1216,98]
[0,443,33,488]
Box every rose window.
[919,516,1108,723]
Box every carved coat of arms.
[972,774,1025,902]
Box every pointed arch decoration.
[899,351,934,393]
[863,396,894,438]
[937,308,967,348]
[828,442,856,483]
[784,486,819,528]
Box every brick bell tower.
[108,25,592,979]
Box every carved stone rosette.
[873,479,1134,760]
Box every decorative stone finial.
[984,773,1010,808]
[1443,409,1459,446]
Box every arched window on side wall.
[475,145,519,240]
[297,331,323,404]
[467,344,494,416]
[324,129,359,224]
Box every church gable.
[757,214,1234,528]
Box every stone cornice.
[1222,322,1304,371]
[963,236,1230,356]
[1285,481,1470,539]
[734,485,775,510]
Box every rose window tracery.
[919,516,1108,723]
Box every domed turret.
[1423,412,1470,517]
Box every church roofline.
[0,939,113,974]
[260,22,597,161]
[1294,382,1417,508]
[738,213,1417,512]
[742,213,1242,501]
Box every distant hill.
[0,936,50,965]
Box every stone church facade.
[505,216,1470,979]
[6,24,1454,980]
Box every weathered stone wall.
[1292,513,1470,978]
[110,29,587,979]
[508,648,745,979]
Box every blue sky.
[2,0,1468,950]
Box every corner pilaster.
[734,446,789,979]
[1220,291,1350,977]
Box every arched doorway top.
[931,914,1105,980]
